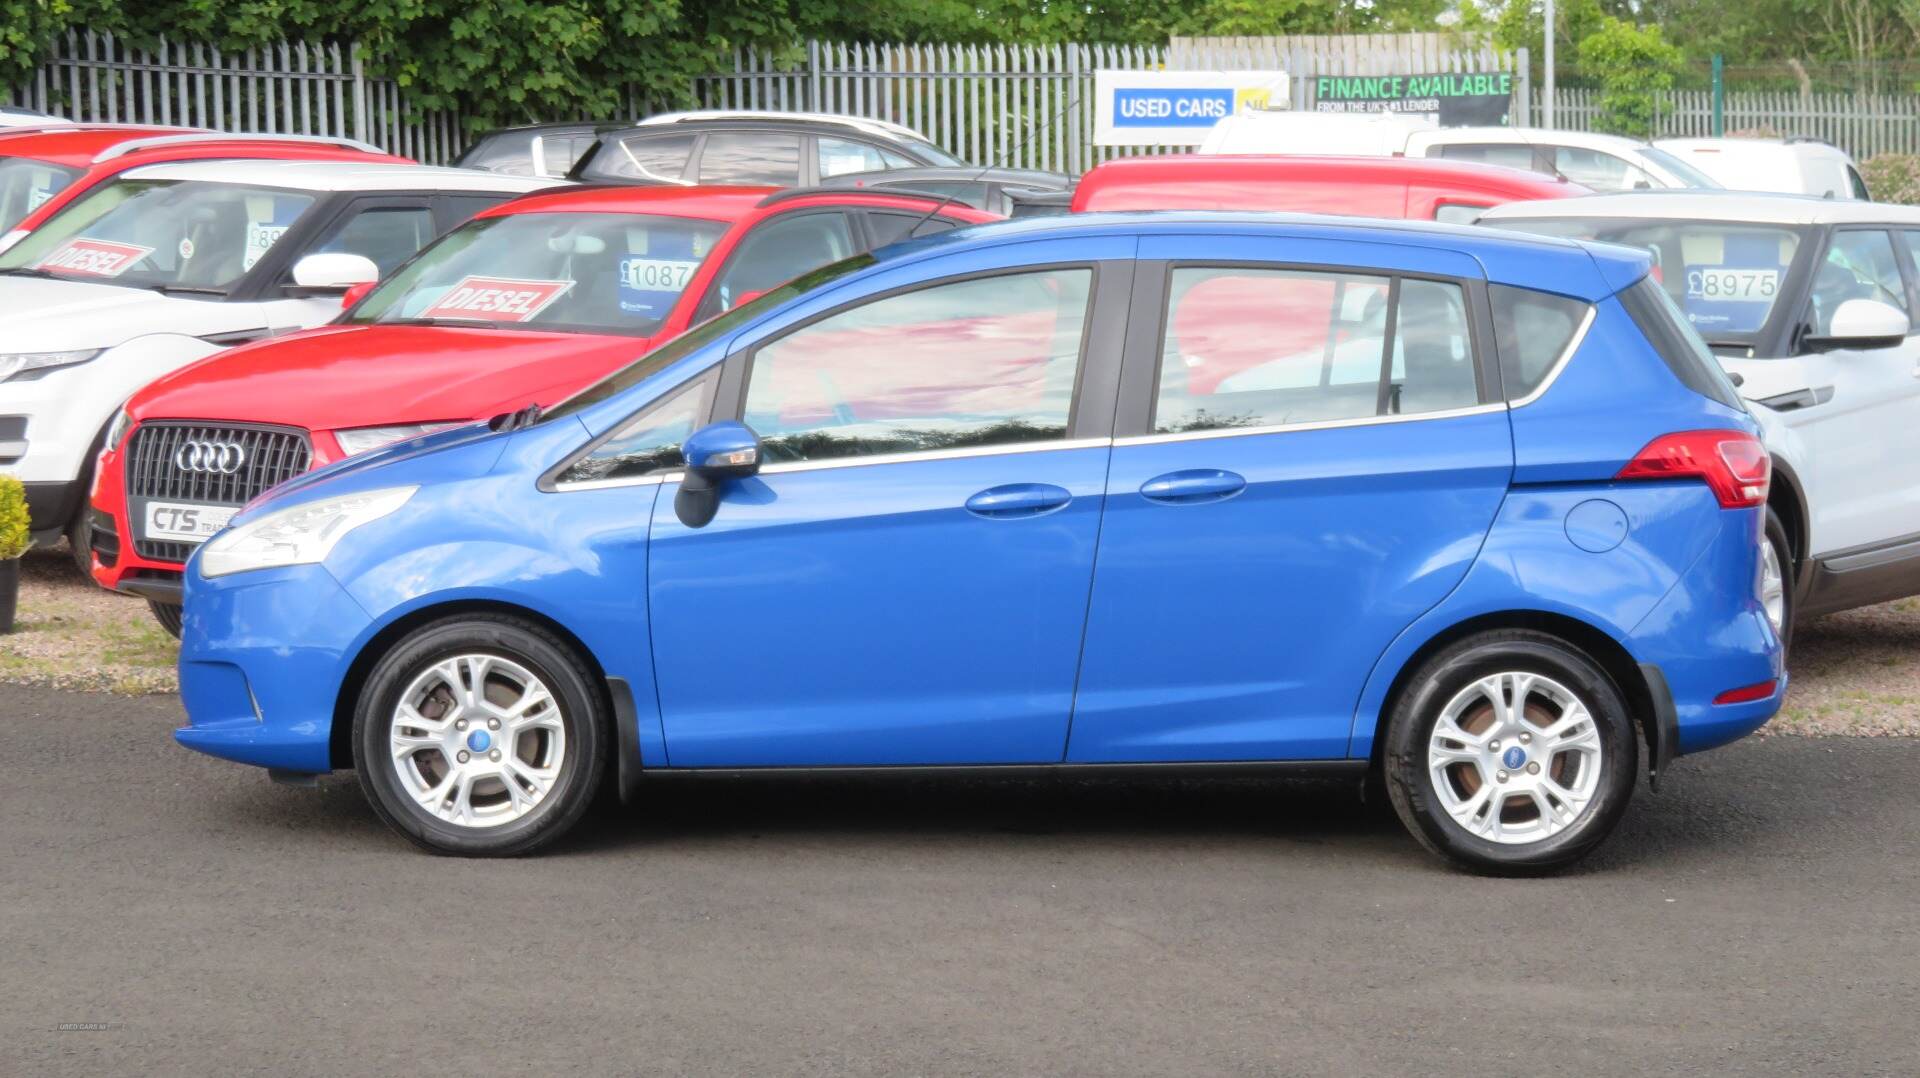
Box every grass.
[0,546,178,694]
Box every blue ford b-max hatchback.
[174,213,1784,873]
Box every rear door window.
[1152,267,1479,434]
[697,131,803,186]
[1435,143,1538,172]
[697,211,857,319]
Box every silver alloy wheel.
[1427,671,1603,845]
[1759,539,1787,636]
[389,653,567,828]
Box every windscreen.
[1640,146,1723,189]
[0,177,316,292]
[348,211,731,336]
[0,156,81,231]
[1486,216,1805,342]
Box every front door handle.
[965,482,1072,518]
[1140,469,1246,505]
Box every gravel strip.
[2,542,1915,733]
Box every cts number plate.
[143,501,238,544]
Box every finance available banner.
[1313,72,1514,127]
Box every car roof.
[1654,136,1855,163]
[1480,189,1920,226]
[480,184,778,220]
[116,158,562,193]
[1417,126,1656,153]
[0,125,201,165]
[820,166,1072,188]
[633,109,933,144]
[855,211,1643,302]
[1077,154,1582,200]
[479,182,1004,222]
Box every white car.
[1482,191,1920,638]
[1200,116,1722,194]
[0,158,558,563]
[0,106,65,128]
[1654,137,1869,200]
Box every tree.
[1575,16,1685,136]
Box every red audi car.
[1070,154,1589,221]
[0,126,409,252]
[90,184,997,629]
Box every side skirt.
[1801,532,1920,619]
[633,760,1370,782]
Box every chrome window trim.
[758,436,1112,475]
[1507,301,1597,409]
[553,470,684,493]
[1114,402,1508,448]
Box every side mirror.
[289,252,379,295]
[340,280,377,310]
[1805,298,1910,352]
[674,421,762,529]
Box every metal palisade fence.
[1542,86,1920,158]
[5,31,468,163]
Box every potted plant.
[0,475,28,634]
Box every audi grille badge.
[174,440,247,475]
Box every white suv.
[1200,117,1722,194]
[0,159,558,563]
[1483,191,1920,639]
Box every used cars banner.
[1095,69,1290,146]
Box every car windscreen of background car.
[1639,146,1723,188]
[349,211,731,336]
[0,178,315,291]
[1486,216,1804,343]
[0,156,82,231]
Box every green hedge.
[1862,154,1920,205]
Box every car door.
[1780,227,1920,554]
[646,259,1130,767]
[1066,236,1513,762]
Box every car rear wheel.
[1383,630,1637,875]
[1762,508,1792,655]
[353,614,606,856]
[147,600,183,639]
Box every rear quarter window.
[1618,276,1746,410]
[1489,284,1590,400]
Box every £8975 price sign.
[1687,267,1778,301]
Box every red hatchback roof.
[479,184,781,221]
[0,125,200,166]
[1071,154,1587,217]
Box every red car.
[91,184,996,625]
[1070,154,1589,222]
[0,126,410,253]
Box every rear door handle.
[965,483,1072,518]
[1140,469,1246,505]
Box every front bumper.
[175,560,375,773]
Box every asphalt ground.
[4,684,1916,1076]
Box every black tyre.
[66,507,93,577]
[1762,507,1793,656]
[353,614,606,856]
[147,600,184,639]
[1382,630,1638,876]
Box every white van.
[1200,115,1721,193]
[1653,138,1869,200]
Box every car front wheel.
[353,614,606,856]
[1383,630,1637,875]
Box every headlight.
[332,423,461,457]
[103,406,131,452]
[0,348,101,382]
[199,486,416,578]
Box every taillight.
[1616,430,1770,508]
